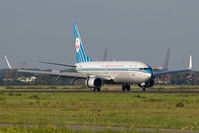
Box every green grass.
[0,126,168,133]
[0,90,199,131]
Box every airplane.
[5,23,193,92]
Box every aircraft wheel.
[126,85,130,91]
[122,85,126,91]
[142,88,146,91]
[97,88,101,92]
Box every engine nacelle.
[85,77,103,88]
[138,79,154,88]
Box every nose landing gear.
[93,87,101,92]
[142,87,146,91]
[138,79,154,92]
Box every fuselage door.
[129,65,136,80]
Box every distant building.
[3,78,14,82]
[155,75,171,85]
[17,76,37,83]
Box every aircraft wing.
[4,56,111,80]
[18,69,111,81]
[18,69,88,79]
[153,55,192,77]
[153,69,191,77]
[4,56,87,79]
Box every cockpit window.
[139,68,152,70]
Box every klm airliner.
[6,24,192,91]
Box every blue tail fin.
[73,23,93,63]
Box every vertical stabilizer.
[73,23,92,63]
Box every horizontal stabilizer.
[39,61,76,68]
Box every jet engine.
[85,77,103,88]
[138,79,154,88]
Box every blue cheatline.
[73,23,93,63]
[76,67,153,74]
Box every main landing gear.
[122,84,147,92]
[93,87,101,92]
[142,87,146,91]
[122,84,130,92]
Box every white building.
[17,76,37,83]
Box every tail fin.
[73,23,92,63]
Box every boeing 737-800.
[5,23,192,91]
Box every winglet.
[4,56,13,70]
[189,55,192,70]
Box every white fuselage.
[75,61,153,84]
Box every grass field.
[0,126,169,133]
[0,86,199,129]
[0,86,199,132]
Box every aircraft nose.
[145,73,153,80]
[147,73,152,78]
